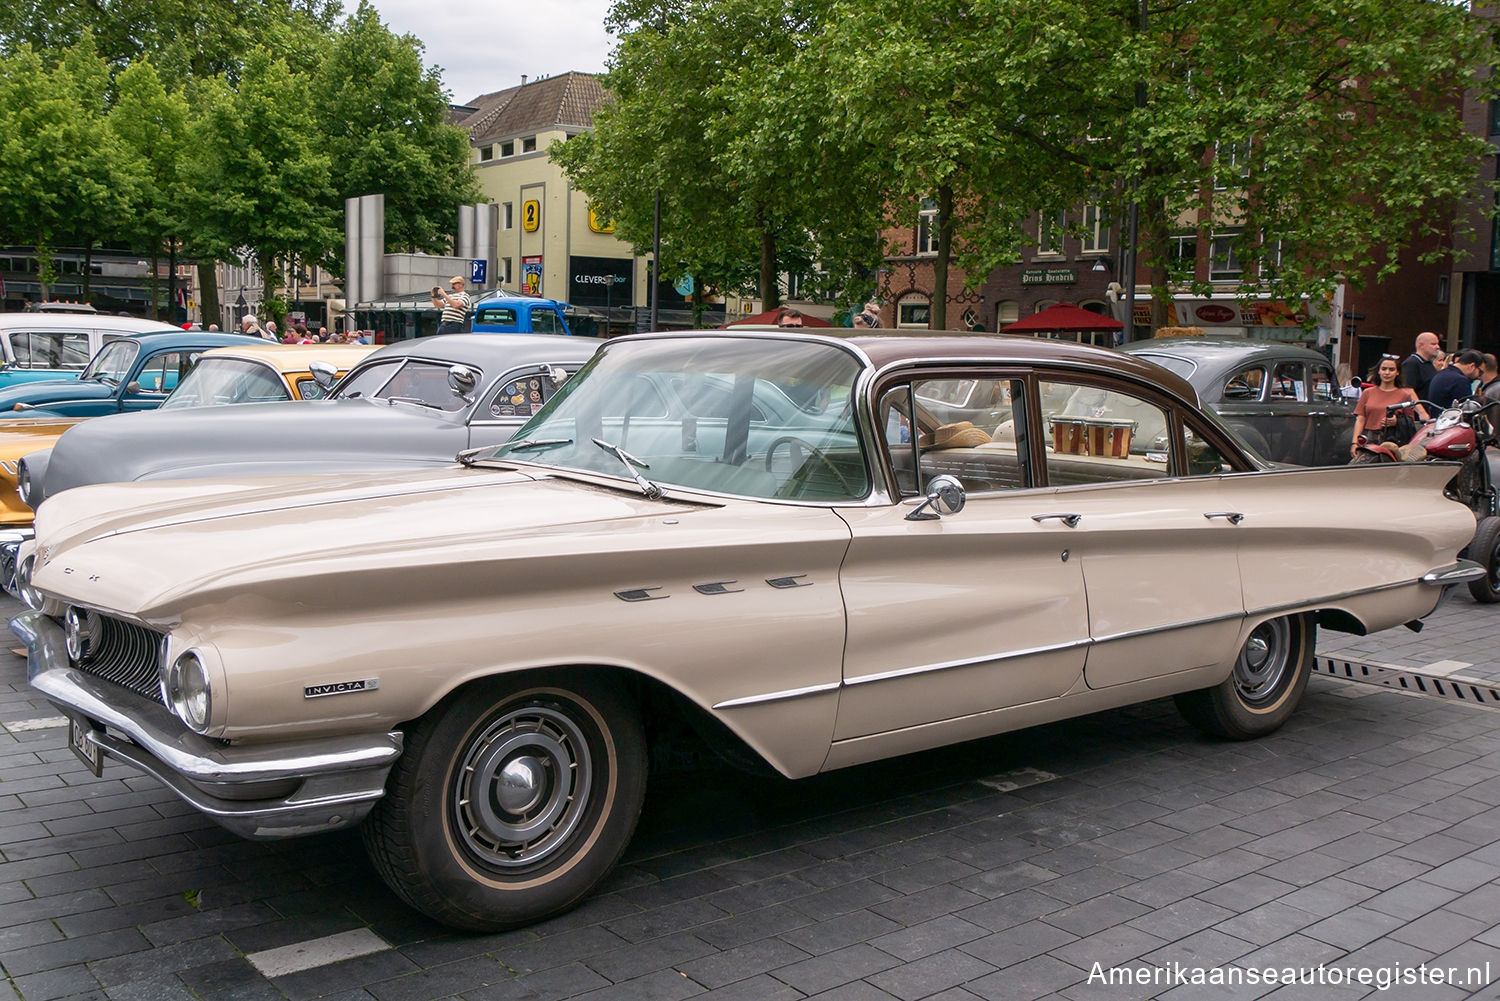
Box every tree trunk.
[197,260,220,330]
[167,240,177,324]
[82,243,92,298]
[1139,204,1174,333]
[932,185,954,330]
[35,242,52,302]
[148,243,161,321]
[760,221,779,309]
[259,251,276,313]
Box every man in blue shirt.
[1428,349,1484,410]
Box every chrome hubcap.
[1234,618,1291,705]
[453,704,593,869]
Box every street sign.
[471,259,487,285]
[523,200,540,232]
[674,274,695,296]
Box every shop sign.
[568,256,633,307]
[522,199,541,233]
[1020,268,1077,285]
[1194,303,1237,324]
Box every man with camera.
[432,276,472,334]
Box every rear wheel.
[1175,613,1314,740]
[363,671,646,931]
[1467,516,1500,604]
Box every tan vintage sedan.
[12,331,1482,931]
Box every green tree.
[109,59,192,319]
[0,36,129,298]
[312,2,479,262]
[823,0,1494,328]
[183,49,337,308]
[556,0,886,310]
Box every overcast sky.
[349,0,617,104]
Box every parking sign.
[470,259,487,285]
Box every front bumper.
[0,528,33,598]
[13,611,403,840]
[1421,559,1487,586]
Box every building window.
[916,199,938,256]
[1170,234,1198,268]
[1080,205,1108,254]
[1210,230,1243,282]
[1490,102,1500,137]
[897,297,930,328]
[501,203,513,230]
[522,136,537,153]
[1036,211,1065,257]
[995,300,1020,327]
[1438,274,1450,305]
[501,140,514,157]
[500,258,513,284]
[1213,141,1252,190]
[480,144,495,161]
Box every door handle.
[1204,511,1244,525]
[1032,513,1082,528]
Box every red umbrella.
[1002,302,1123,333]
[724,306,835,329]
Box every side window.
[486,372,564,420]
[1269,361,1306,401]
[6,331,88,369]
[881,377,1029,497]
[1040,379,1170,485]
[1222,365,1265,402]
[531,309,560,335]
[1182,422,1233,476]
[1309,364,1340,403]
[333,360,402,399]
[134,352,187,393]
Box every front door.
[835,375,1090,741]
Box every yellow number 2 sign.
[522,199,541,233]
[588,205,614,234]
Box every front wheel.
[1175,613,1314,740]
[363,671,646,930]
[1468,516,1500,603]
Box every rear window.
[1133,352,1197,380]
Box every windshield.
[161,358,291,409]
[330,358,475,412]
[79,339,140,385]
[492,336,869,501]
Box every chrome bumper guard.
[1421,559,1487,586]
[13,611,403,840]
[0,528,33,598]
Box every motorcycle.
[1352,397,1500,602]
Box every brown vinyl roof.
[455,72,610,143]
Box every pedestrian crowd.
[1351,329,1500,455]
[237,313,371,344]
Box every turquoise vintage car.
[0,313,182,390]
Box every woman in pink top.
[1352,355,1428,456]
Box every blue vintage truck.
[469,295,575,335]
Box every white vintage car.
[13,331,1481,931]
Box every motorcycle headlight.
[166,650,212,733]
[16,554,41,611]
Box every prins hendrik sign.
[569,256,634,308]
[1020,267,1077,286]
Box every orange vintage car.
[0,343,373,530]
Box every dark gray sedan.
[20,334,606,511]
[1121,339,1354,466]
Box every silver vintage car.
[13,331,1480,931]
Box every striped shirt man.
[434,277,472,333]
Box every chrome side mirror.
[906,474,966,521]
[448,365,479,400]
[545,365,568,386]
[309,360,337,388]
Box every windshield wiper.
[456,438,572,468]
[592,437,663,499]
[384,396,441,409]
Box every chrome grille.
[70,614,165,706]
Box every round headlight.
[167,651,211,733]
[63,606,103,663]
[16,461,32,508]
[15,554,41,611]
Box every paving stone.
[863,948,997,1001]
[1299,905,1409,951]
[583,932,716,983]
[363,956,509,1001]
[9,964,102,1001]
[1037,894,1152,938]
[959,921,1079,969]
[675,938,811,990]
[770,943,900,995]
[966,955,1087,1001]
[1363,878,1464,920]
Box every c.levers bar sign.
[1020,267,1077,285]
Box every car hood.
[32,465,710,619]
[43,397,466,501]
[0,417,87,460]
[0,380,112,410]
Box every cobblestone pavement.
[5,593,1500,1001]
[1320,587,1500,685]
